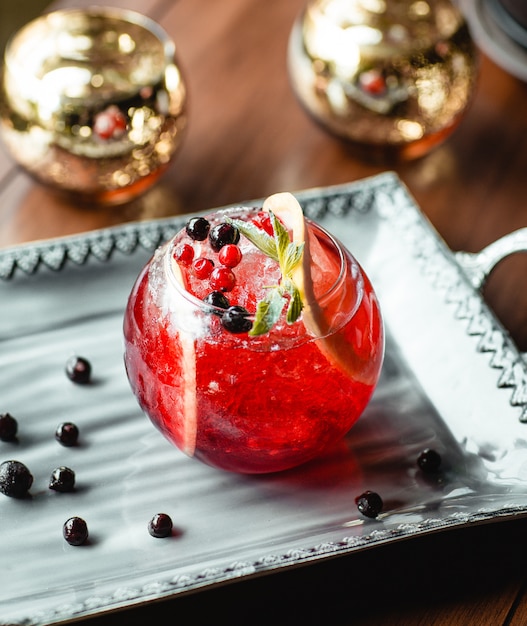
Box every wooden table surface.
[1,1,527,624]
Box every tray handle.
[455,227,527,290]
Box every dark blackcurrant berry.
[65,356,92,384]
[0,413,18,441]
[148,513,173,538]
[221,306,252,334]
[63,516,88,545]
[417,448,442,473]
[186,217,210,241]
[0,460,33,497]
[209,223,240,251]
[55,422,79,447]
[49,466,76,492]
[203,291,230,314]
[355,490,383,519]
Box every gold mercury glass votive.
[288,0,479,161]
[0,7,187,204]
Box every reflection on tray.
[1,173,527,626]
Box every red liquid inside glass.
[124,208,384,473]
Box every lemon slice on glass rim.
[263,192,370,381]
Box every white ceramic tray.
[1,172,527,625]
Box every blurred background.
[0,0,51,52]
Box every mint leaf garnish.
[249,288,286,336]
[283,278,303,324]
[227,212,304,335]
[226,218,278,262]
[269,212,290,261]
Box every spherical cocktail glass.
[123,206,384,473]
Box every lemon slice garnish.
[263,192,379,384]
[262,192,327,337]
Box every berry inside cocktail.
[124,193,384,473]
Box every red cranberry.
[218,244,242,268]
[193,258,214,279]
[173,243,194,265]
[209,267,236,292]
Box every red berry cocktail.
[123,193,384,473]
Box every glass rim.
[164,206,363,330]
[4,6,175,67]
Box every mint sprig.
[226,212,304,335]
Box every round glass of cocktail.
[123,193,384,473]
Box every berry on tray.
[0,412,18,441]
[148,513,173,538]
[355,490,383,518]
[55,422,80,447]
[63,516,89,546]
[65,356,92,384]
[0,460,33,497]
[49,466,76,492]
[417,448,442,473]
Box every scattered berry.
[0,460,33,497]
[49,466,76,492]
[209,223,240,251]
[355,490,383,519]
[221,306,252,334]
[203,291,230,313]
[0,413,18,441]
[218,244,242,268]
[417,448,442,473]
[186,217,210,241]
[173,243,194,265]
[193,257,215,279]
[55,422,79,447]
[148,513,173,538]
[63,516,89,546]
[65,356,92,384]
[209,267,236,292]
